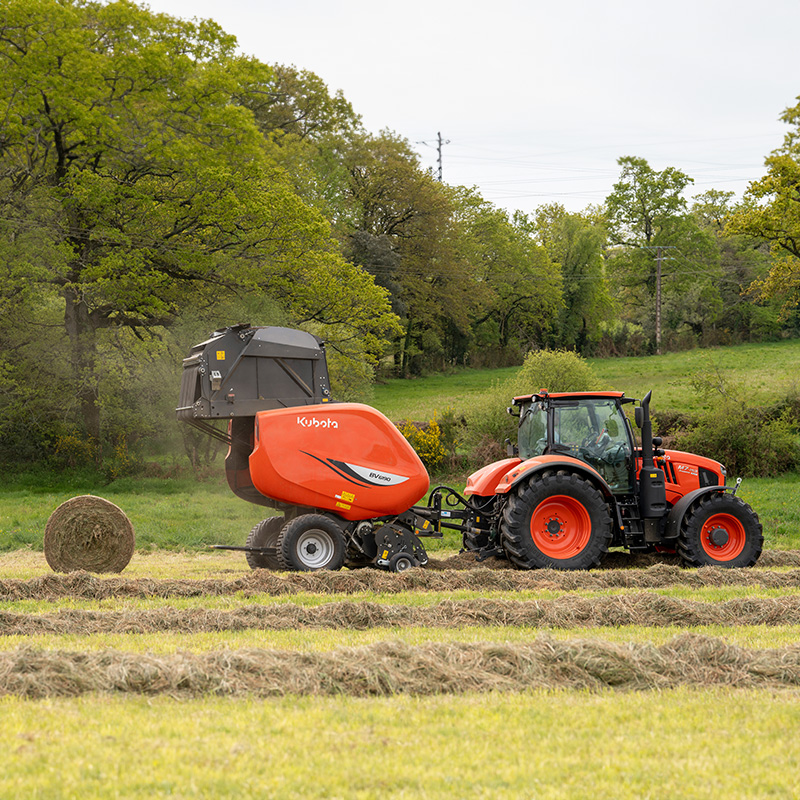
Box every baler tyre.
[277,514,346,571]
[244,517,283,570]
[389,551,417,573]
[500,472,612,570]
[677,492,763,568]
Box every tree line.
[0,0,798,467]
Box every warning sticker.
[216,350,226,361]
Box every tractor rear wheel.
[501,472,612,570]
[277,514,346,571]
[677,492,763,568]
[245,517,283,570]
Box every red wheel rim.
[530,494,592,558]
[699,513,746,561]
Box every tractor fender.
[464,457,522,497]
[664,485,730,539]
[495,454,614,499]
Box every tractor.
[177,324,762,572]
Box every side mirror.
[634,407,643,429]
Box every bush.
[509,349,596,396]
[464,349,598,460]
[399,417,448,473]
[674,401,799,477]
[671,368,800,477]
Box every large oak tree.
[0,0,397,446]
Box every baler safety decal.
[301,451,409,488]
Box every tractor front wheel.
[677,492,763,568]
[244,517,283,570]
[277,514,346,571]
[501,472,612,570]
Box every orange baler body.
[247,403,430,521]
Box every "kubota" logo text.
[297,416,339,429]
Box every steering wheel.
[580,428,610,458]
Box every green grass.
[2,337,799,554]
[372,365,520,420]
[1,340,800,799]
[1,467,798,553]
[2,624,800,655]
[0,476,464,554]
[0,689,798,799]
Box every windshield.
[517,400,547,459]
[517,398,633,492]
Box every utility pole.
[656,246,662,356]
[435,132,449,182]
[416,133,450,182]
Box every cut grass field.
[2,338,800,798]
[2,689,798,800]
[1,550,800,797]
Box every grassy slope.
[369,338,800,551]
[2,338,799,553]
[372,338,800,419]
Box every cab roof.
[513,391,628,404]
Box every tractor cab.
[514,392,635,493]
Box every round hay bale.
[44,495,135,574]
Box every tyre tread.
[500,472,612,570]
[677,492,763,568]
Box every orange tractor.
[178,325,762,572]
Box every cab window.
[552,399,633,492]
[517,400,547,459]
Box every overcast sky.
[146,0,798,215]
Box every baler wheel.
[389,551,418,573]
[277,514,346,571]
[500,472,612,570]
[244,517,283,570]
[677,492,763,568]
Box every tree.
[532,203,612,351]
[604,156,720,350]
[605,156,693,248]
[340,132,478,373]
[0,0,397,450]
[692,191,779,342]
[727,96,800,314]
[244,64,360,143]
[453,194,562,360]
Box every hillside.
[372,339,800,421]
